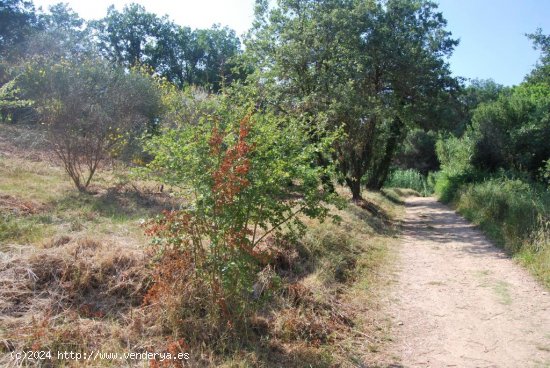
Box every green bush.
[140,106,340,340]
[434,171,470,203]
[435,134,475,175]
[470,83,550,177]
[438,175,550,286]
[455,178,548,251]
[435,174,550,286]
[384,168,433,196]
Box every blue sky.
[437,0,549,86]
[33,0,549,86]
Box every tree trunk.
[345,156,365,200]
[366,116,405,190]
[346,177,362,201]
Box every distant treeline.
[0,0,247,91]
[1,0,548,199]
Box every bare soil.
[387,196,550,368]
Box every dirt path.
[387,196,550,368]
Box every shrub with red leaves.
[142,109,339,336]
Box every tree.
[91,4,244,91]
[436,31,550,185]
[90,3,162,67]
[247,0,458,199]
[393,129,439,175]
[463,79,507,109]
[194,26,242,92]
[0,0,38,59]
[470,83,550,176]
[149,21,196,88]
[526,28,550,85]
[28,3,91,60]
[151,24,242,91]
[17,58,163,191]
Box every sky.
[437,0,549,86]
[32,0,550,86]
[33,0,257,36]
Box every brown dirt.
[0,194,45,215]
[387,196,550,367]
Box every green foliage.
[433,170,485,204]
[431,32,550,285]
[453,177,549,255]
[0,79,33,121]
[383,169,433,196]
[433,171,454,203]
[462,79,508,109]
[16,58,163,190]
[449,79,509,136]
[247,0,459,198]
[540,159,550,189]
[0,0,38,58]
[434,132,478,201]
[26,3,91,61]
[90,4,160,67]
[394,129,439,175]
[435,134,475,175]
[433,165,550,286]
[91,4,244,91]
[141,103,340,336]
[469,83,550,176]
[439,33,550,183]
[526,28,550,85]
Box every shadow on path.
[401,197,508,259]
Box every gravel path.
[388,196,550,368]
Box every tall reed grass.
[384,169,433,196]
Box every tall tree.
[526,28,550,85]
[27,3,91,60]
[152,25,242,91]
[194,26,242,92]
[247,0,458,198]
[91,4,244,91]
[90,3,161,67]
[150,22,196,88]
[0,0,38,59]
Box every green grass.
[381,187,422,204]
[300,191,400,285]
[0,158,70,202]
[0,213,54,246]
[516,248,550,288]
[492,280,512,305]
[435,174,550,288]
[294,190,401,366]
[384,169,433,196]
[0,154,162,249]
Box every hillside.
[0,125,402,367]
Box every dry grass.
[215,188,403,367]
[0,238,148,367]
[0,126,403,367]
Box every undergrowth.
[383,168,433,196]
[435,174,550,288]
[0,126,402,366]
